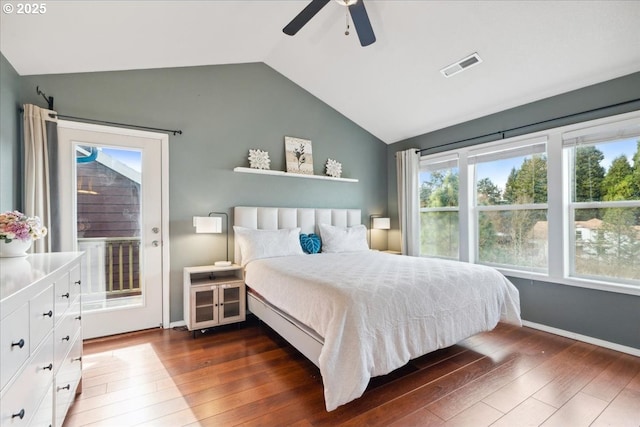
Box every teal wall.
[0,53,21,211]
[17,62,388,323]
[388,72,640,350]
[5,50,639,348]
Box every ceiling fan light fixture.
[334,0,358,6]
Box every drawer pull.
[57,384,71,392]
[61,292,70,298]
[75,315,82,321]
[62,335,70,342]
[75,279,81,285]
[72,356,82,362]
[43,363,53,371]
[11,339,25,349]
[43,310,53,317]
[11,409,25,419]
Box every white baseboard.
[522,320,640,357]
[168,320,186,328]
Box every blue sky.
[480,138,638,190]
[102,148,142,173]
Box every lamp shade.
[372,217,391,230]
[193,216,222,233]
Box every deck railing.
[78,237,141,300]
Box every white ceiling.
[2,1,640,144]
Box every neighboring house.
[532,217,640,256]
[574,218,604,243]
[76,148,141,239]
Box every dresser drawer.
[68,264,82,303]
[29,383,53,427]
[53,301,80,373]
[53,272,70,326]
[53,335,82,427]
[0,306,29,391]
[29,285,54,350]
[0,333,53,427]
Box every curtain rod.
[417,97,640,155]
[18,107,183,136]
[49,113,183,136]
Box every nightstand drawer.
[0,305,29,391]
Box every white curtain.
[23,104,59,253]
[396,148,420,256]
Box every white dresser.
[0,252,83,427]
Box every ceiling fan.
[283,0,376,47]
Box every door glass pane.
[75,145,143,312]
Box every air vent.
[440,53,482,78]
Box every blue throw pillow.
[299,233,321,254]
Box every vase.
[0,237,32,258]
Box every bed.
[234,206,522,411]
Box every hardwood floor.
[64,318,640,427]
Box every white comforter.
[244,251,521,411]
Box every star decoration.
[248,149,270,170]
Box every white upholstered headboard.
[233,206,362,265]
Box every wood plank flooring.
[64,318,640,427]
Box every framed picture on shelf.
[285,136,314,175]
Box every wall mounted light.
[193,212,231,266]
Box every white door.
[57,121,169,339]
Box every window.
[564,120,640,284]
[470,138,548,271]
[417,111,640,294]
[419,154,459,259]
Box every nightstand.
[183,264,245,335]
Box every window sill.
[498,268,640,297]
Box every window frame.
[470,136,549,272]
[416,110,640,296]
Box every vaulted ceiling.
[2,1,639,144]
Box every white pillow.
[233,226,303,266]
[319,223,369,253]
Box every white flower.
[248,149,270,170]
[325,158,342,178]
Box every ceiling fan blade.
[283,0,331,36]
[349,1,376,46]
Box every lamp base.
[214,260,232,267]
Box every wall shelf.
[233,167,358,183]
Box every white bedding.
[244,251,522,411]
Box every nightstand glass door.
[220,285,242,322]
[192,287,218,326]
